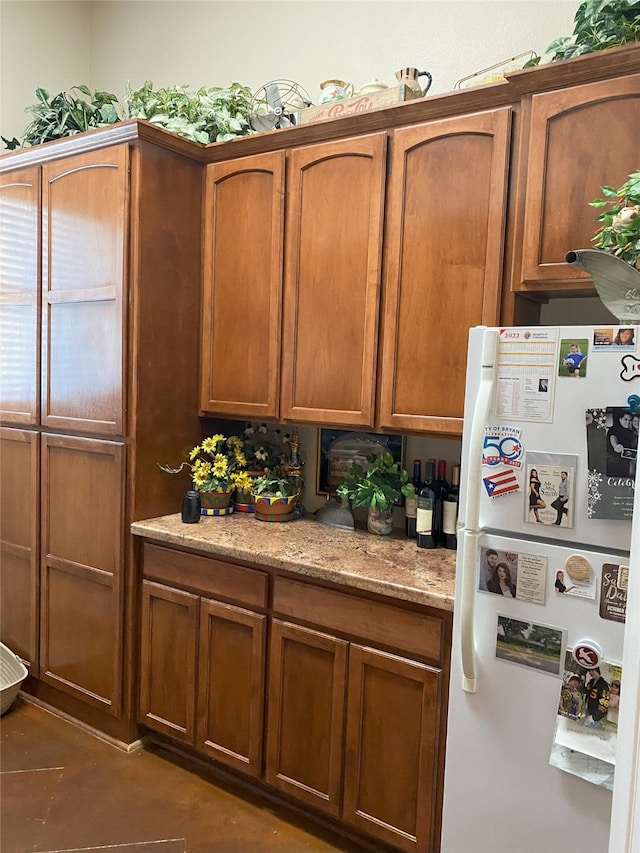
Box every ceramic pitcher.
[319,79,354,104]
[395,67,433,96]
[356,78,389,96]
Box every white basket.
[0,642,28,715]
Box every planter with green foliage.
[589,170,640,268]
[123,80,254,143]
[337,452,413,535]
[3,79,255,151]
[525,0,640,66]
[2,85,120,150]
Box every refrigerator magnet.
[559,337,588,378]
[599,563,628,622]
[585,407,636,520]
[482,467,520,498]
[553,554,596,600]
[593,326,637,352]
[524,451,577,528]
[495,614,567,677]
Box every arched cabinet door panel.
[378,109,511,435]
[200,151,284,420]
[41,146,128,434]
[0,167,40,424]
[280,133,386,428]
[515,73,640,292]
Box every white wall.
[0,1,91,143]
[1,0,579,141]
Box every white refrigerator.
[441,325,640,853]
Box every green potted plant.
[159,433,249,515]
[589,170,640,268]
[2,85,120,150]
[524,0,640,66]
[337,452,413,535]
[251,464,300,523]
[123,80,255,143]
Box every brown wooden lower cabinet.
[139,579,199,742]
[0,427,39,668]
[139,545,268,780]
[266,619,347,816]
[344,645,443,853]
[197,597,266,777]
[39,433,125,715]
[138,541,450,853]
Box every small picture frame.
[316,429,404,496]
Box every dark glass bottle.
[442,464,460,550]
[434,459,449,545]
[416,459,436,549]
[181,489,201,523]
[404,460,422,538]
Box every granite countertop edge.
[132,514,456,612]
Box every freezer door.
[459,326,636,554]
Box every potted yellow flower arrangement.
[160,433,253,516]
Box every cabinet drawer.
[143,543,268,609]
[272,577,445,663]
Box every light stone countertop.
[132,513,457,611]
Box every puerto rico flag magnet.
[483,467,520,498]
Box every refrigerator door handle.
[460,328,499,693]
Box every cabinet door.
[266,619,347,816]
[197,598,266,777]
[200,151,284,419]
[343,645,444,853]
[379,109,511,434]
[40,433,125,715]
[281,133,386,428]
[139,579,198,742]
[0,427,39,668]
[517,74,640,291]
[0,166,40,424]
[41,146,128,434]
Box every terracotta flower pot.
[251,493,297,523]
[234,471,264,513]
[199,490,234,516]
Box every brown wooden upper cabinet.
[0,166,40,425]
[200,151,285,420]
[41,147,127,435]
[514,73,640,293]
[378,108,512,435]
[280,134,386,428]
[200,134,386,429]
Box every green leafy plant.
[589,170,640,268]
[252,465,299,498]
[123,80,254,143]
[337,452,413,511]
[2,85,120,150]
[525,0,640,66]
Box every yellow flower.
[234,449,247,467]
[232,471,254,492]
[202,434,224,454]
[212,454,228,477]
[189,445,202,461]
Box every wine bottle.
[434,459,449,546]
[416,459,436,549]
[442,464,460,550]
[404,460,422,539]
